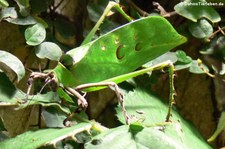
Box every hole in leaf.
[116,44,125,60]
[135,43,142,51]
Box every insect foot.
[65,87,88,108]
[25,72,58,103]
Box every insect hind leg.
[75,82,130,125]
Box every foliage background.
[0,0,225,148]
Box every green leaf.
[6,16,37,25]
[174,0,221,23]
[116,88,212,149]
[176,50,192,64]
[63,16,187,87]
[175,63,192,71]
[42,107,67,128]
[0,73,70,113]
[116,88,171,125]
[0,123,92,149]
[25,23,46,46]
[0,50,25,82]
[19,92,70,114]
[189,60,208,74]
[86,125,185,149]
[0,7,17,21]
[0,0,9,7]
[35,42,62,61]
[188,18,213,39]
[174,50,192,73]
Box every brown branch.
[209,26,225,40]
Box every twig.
[209,26,225,40]
[52,0,65,12]
[153,1,177,17]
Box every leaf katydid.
[27,1,187,125]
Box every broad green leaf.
[62,16,186,87]
[5,16,37,25]
[208,112,225,142]
[35,42,62,61]
[0,7,17,21]
[188,18,213,39]
[0,122,92,149]
[0,50,25,82]
[116,88,174,125]
[25,23,46,46]
[174,0,221,23]
[86,125,186,149]
[116,88,212,149]
[0,0,9,7]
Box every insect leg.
[165,63,176,122]
[75,82,130,125]
[25,72,57,102]
[64,87,88,108]
[82,1,132,45]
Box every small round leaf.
[188,18,213,39]
[0,50,25,82]
[189,60,209,74]
[35,42,62,61]
[0,7,17,21]
[174,0,221,23]
[25,23,46,46]
[176,50,192,64]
